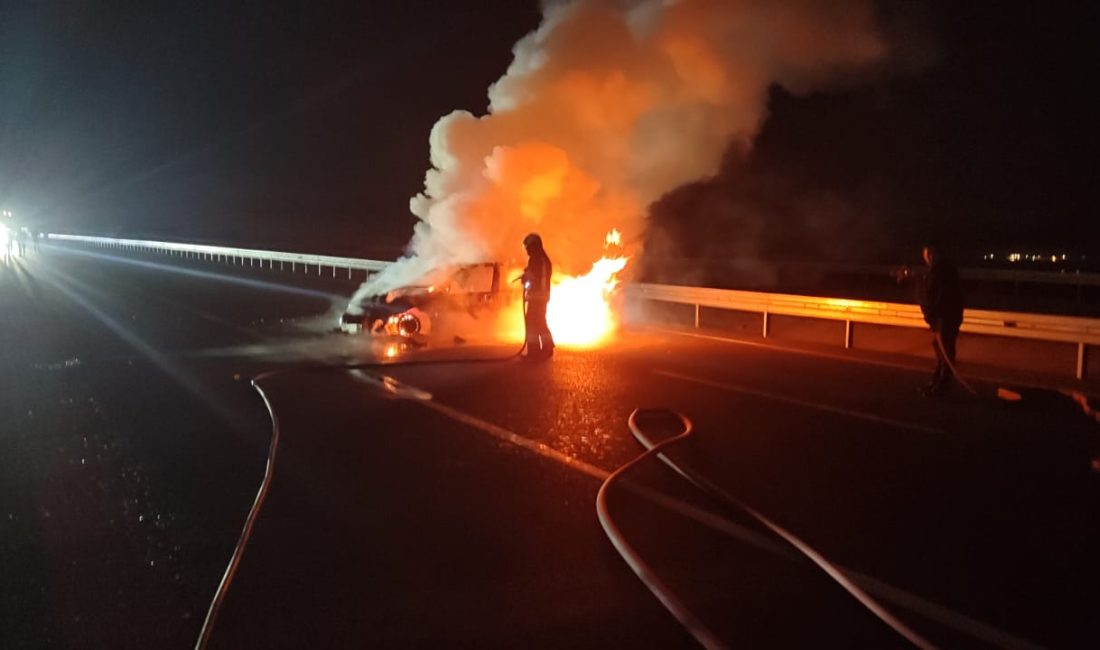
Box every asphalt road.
[2,246,1098,648]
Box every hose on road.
[595,412,729,650]
[598,408,937,649]
[194,338,528,649]
[932,332,979,397]
[194,372,282,650]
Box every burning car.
[339,262,514,342]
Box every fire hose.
[195,337,530,649]
[195,372,281,650]
[932,330,978,396]
[597,408,936,649]
[595,412,728,649]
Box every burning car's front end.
[340,262,504,343]
[340,290,433,340]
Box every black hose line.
[194,337,526,649]
[600,408,937,649]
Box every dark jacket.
[523,247,552,302]
[920,259,964,330]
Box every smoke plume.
[355,0,886,299]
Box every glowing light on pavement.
[500,230,629,348]
[547,255,628,347]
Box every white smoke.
[353,0,886,301]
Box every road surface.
[2,246,1097,648]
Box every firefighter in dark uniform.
[918,242,964,396]
[521,233,555,359]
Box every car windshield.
[449,264,495,293]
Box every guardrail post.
[694,303,700,328]
[1078,343,1087,380]
[844,320,853,349]
[332,265,336,278]
[762,310,770,338]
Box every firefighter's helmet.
[522,233,542,250]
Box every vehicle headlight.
[396,313,421,336]
[386,312,421,337]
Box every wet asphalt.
[2,246,1098,648]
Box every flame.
[547,255,628,347]
[604,229,622,248]
[498,230,629,348]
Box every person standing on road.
[916,242,964,396]
[521,233,555,360]
[16,227,29,257]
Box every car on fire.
[339,262,515,342]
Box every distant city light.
[1000,251,1074,264]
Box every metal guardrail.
[646,256,1100,288]
[629,283,1100,380]
[47,233,392,279]
[46,234,1096,379]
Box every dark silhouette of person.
[521,233,554,360]
[16,227,29,256]
[918,242,964,396]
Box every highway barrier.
[47,233,390,280]
[48,234,1098,380]
[628,283,1100,380]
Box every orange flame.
[605,228,622,248]
[499,230,629,348]
[547,255,628,347]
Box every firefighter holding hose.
[521,233,555,360]
[913,241,965,396]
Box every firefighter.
[917,242,964,396]
[521,233,555,360]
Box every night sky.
[1,1,1096,262]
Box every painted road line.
[419,398,611,481]
[651,327,1084,398]
[647,326,929,374]
[655,369,947,436]
[351,369,434,401]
